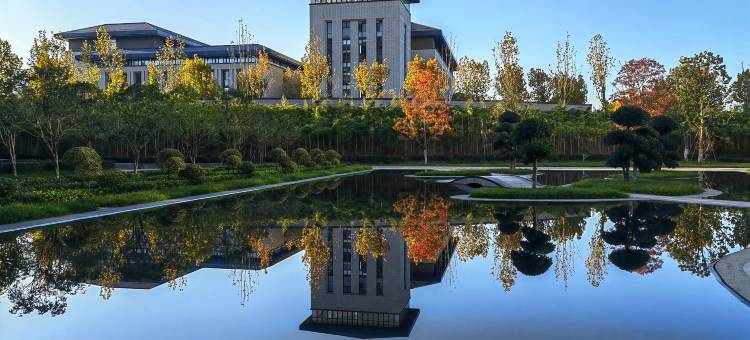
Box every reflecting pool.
[1,172,749,339]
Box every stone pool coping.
[712,249,750,307]
[0,170,372,234]
[373,165,750,173]
[451,189,750,208]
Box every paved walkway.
[0,170,372,234]
[713,248,750,306]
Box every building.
[55,22,300,98]
[310,0,455,99]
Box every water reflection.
[0,172,748,338]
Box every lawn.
[0,164,370,225]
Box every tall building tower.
[310,0,419,99]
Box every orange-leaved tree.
[394,57,453,164]
[394,194,451,263]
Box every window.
[133,71,143,85]
[358,254,367,295]
[403,24,408,78]
[326,21,333,97]
[358,20,367,63]
[376,257,383,296]
[342,21,352,98]
[343,229,352,294]
[376,19,384,63]
[221,69,230,91]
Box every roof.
[55,22,208,47]
[411,22,457,70]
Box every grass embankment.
[0,165,370,225]
[412,169,533,177]
[470,171,705,200]
[393,160,750,169]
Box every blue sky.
[1,0,748,105]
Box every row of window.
[327,229,385,296]
[311,309,402,328]
[124,56,261,68]
[326,19,385,98]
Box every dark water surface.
[1,172,748,340]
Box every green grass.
[0,165,370,225]
[471,187,628,200]
[570,178,705,196]
[412,169,533,177]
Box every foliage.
[494,32,526,110]
[512,118,552,188]
[180,164,204,182]
[612,58,672,116]
[292,148,313,167]
[587,34,615,110]
[113,84,165,173]
[527,68,552,103]
[269,147,288,163]
[163,157,186,177]
[324,150,342,166]
[731,68,750,113]
[94,26,126,96]
[157,149,185,169]
[493,111,521,167]
[239,161,256,175]
[455,56,491,101]
[310,148,328,167]
[236,48,271,100]
[97,170,128,190]
[278,155,299,173]
[353,61,390,103]
[394,194,451,262]
[0,177,18,197]
[219,149,243,164]
[282,67,302,99]
[62,147,102,171]
[355,222,389,259]
[299,36,330,104]
[552,33,583,107]
[0,38,26,177]
[224,155,242,171]
[174,55,219,100]
[154,36,187,92]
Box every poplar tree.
[494,32,526,111]
[587,34,615,110]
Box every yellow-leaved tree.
[236,48,271,101]
[299,36,330,115]
[94,26,126,96]
[175,55,219,100]
[353,60,390,106]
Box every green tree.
[527,68,552,103]
[493,111,521,168]
[668,51,731,162]
[731,68,750,113]
[551,33,582,108]
[174,102,218,164]
[512,117,552,188]
[0,38,26,176]
[587,34,615,110]
[455,56,491,102]
[113,84,165,173]
[494,32,527,111]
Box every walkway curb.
[712,249,750,307]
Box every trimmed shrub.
[219,149,243,164]
[180,164,204,183]
[163,156,186,177]
[98,170,128,189]
[157,149,185,170]
[224,155,242,171]
[62,147,102,170]
[293,148,314,167]
[310,148,330,167]
[269,147,287,163]
[0,178,18,198]
[278,155,299,173]
[240,161,256,175]
[325,150,342,166]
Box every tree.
[0,38,26,176]
[493,111,521,168]
[299,36,330,110]
[731,67,750,113]
[26,31,97,178]
[587,34,615,110]
[94,26,126,96]
[455,56,491,102]
[174,101,218,164]
[668,51,731,162]
[512,118,551,188]
[394,56,453,164]
[174,55,219,100]
[612,58,672,116]
[113,84,165,173]
[65,40,99,85]
[353,60,390,106]
[154,36,187,92]
[282,67,301,99]
[551,33,580,108]
[236,49,271,101]
[494,32,526,111]
[527,68,552,103]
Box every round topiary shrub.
[74,158,103,183]
[269,147,287,163]
[0,178,18,198]
[163,156,186,177]
[157,148,185,170]
[98,170,128,189]
[310,148,329,167]
[219,149,243,164]
[62,147,102,171]
[240,161,256,176]
[325,150,342,166]
[224,155,242,171]
[292,148,313,167]
[278,155,299,174]
[180,164,204,182]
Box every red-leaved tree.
[394,194,451,263]
[612,58,674,116]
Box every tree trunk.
[133,150,141,174]
[9,137,17,177]
[532,160,538,189]
[52,151,60,179]
[423,148,428,164]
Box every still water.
[1,172,748,340]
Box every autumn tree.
[236,49,271,101]
[494,32,526,111]
[668,51,731,162]
[732,67,750,113]
[587,34,615,110]
[394,56,453,164]
[612,58,672,116]
[94,26,126,96]
[551,33,581,108]
[299,36,330,110]
[65,40,99,85]
[0,38,26,176]
[153,36,187,92]
[394,194,451,263]
[455,56,491,102]
[353,60,390,105]
[174,55,219,100]
[527,68,552,103]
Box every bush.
[269,148,287,163]
[224,155,242,171]
[219,149,243,163]
[98,170,128,189]
[278,155,299,173]
[240,161,256,176]
[62,147,102,170]
[293,148,314,167]
[180,164,204,182]
[74,158,103,183]
[163,157,186,176]
[325,150,342,166]
[157,149,185,170]
[310,148,329,167]
[0,178,18,197]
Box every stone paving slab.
[0,170,372,234]
[713,249,750,306]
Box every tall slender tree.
[94,26,126,96]
[731,67,750,113]
[551,33,580,108]
[0,38,26,176]
[455,56,491,102]
[494,32,526,111]
[299,36,330,113]
[353,60,390,106]
[154,36,187,93]
[587,34,615,110]
[527,68,552,103]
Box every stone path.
[713,249,750,306]
[0,170,372,234]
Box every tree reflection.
[547,213,585,288]
[511,209,555,277]
[455,213,490,261]
[585,212,608,287]
[293,215,331,289]
[355,216,389,259]
[491,208,525,291]
[394,195,451,263]
[664,205,732,277]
